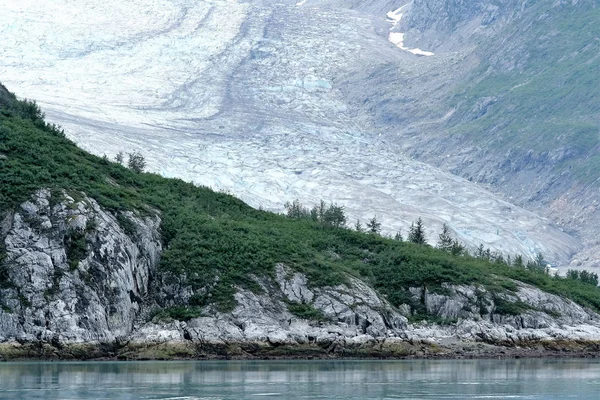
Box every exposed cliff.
[1,192,600,360]
[0,190,161,344]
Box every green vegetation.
[285,301,327,321]
[566,270,599,287]
[1,84,599,319]
[64,229,88,270]
[127,151,146,173]
[116,213,137,238]
[492,296,533,316]
[450,3,600,183]
[407,218,426,245]
[284,199,347,228]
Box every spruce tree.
[513,254,524,268]
[127,151,146,173]
[450,239,465,256]
[323,203,347,228]
[366,216,381,235]
[285,199,309,219]
[437,223,454,252]
[535,253,545,268]
[475,244,485,259]
[354,219,363,232]
[408,218,426,245]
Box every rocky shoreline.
[1,339,599,362]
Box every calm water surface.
[0,359,599,399]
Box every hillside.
[1,86,600,359]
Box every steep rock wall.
[0,190,161,343]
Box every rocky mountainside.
[357,0,600,267]
[1,90,600,360]
[1,0,598,270]
[1,190,600,359]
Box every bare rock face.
[0,190,161,343]
[404,282,600,345]
[133,264,409,348]
[1,190,600,357]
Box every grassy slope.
[1,84,599,318]
[449,2,600,183]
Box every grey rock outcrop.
[1,191,599,358]
[133,264,408,348]
[0,190,161,343]
[405,282,600,345]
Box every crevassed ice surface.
[0,0,580,264]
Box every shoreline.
[2,340,599,362]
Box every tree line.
[104,151,147,173]
[283,198,598,286]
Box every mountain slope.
[376,0,600,266]
[399,0,600,193]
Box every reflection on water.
[0,359,599,399]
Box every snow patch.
[386,3,434,57]
[386,7,405,24]
[388,32,405,47]
[407,48,435,57]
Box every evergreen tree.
[580,270,599,286]
[475,244,485,259]
[493,252,505,264]
[566,269,580,281]
[437,223,454,252]
[484,248,491,261]
[317,200,326,222]
[115,151,124,165]
[366,216,381,235]
[450,239,465,256]
[323,203,347,228]
[525,254,546,273]
[535,253,545,267]
[513,254,524,268]
[286,199,346,228]
[568,269,600,286]
[354,219,363,232]
[408,218,426,245]
[285,199,310,219]
[394,230,403,241]
[127,151,146,173]
[310,206,319,221]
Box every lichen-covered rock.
[404,282,600,345]
[131,265,409,347]
[0,190,161,343]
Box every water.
[0,359,599,399]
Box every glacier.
[0,0,581,265]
